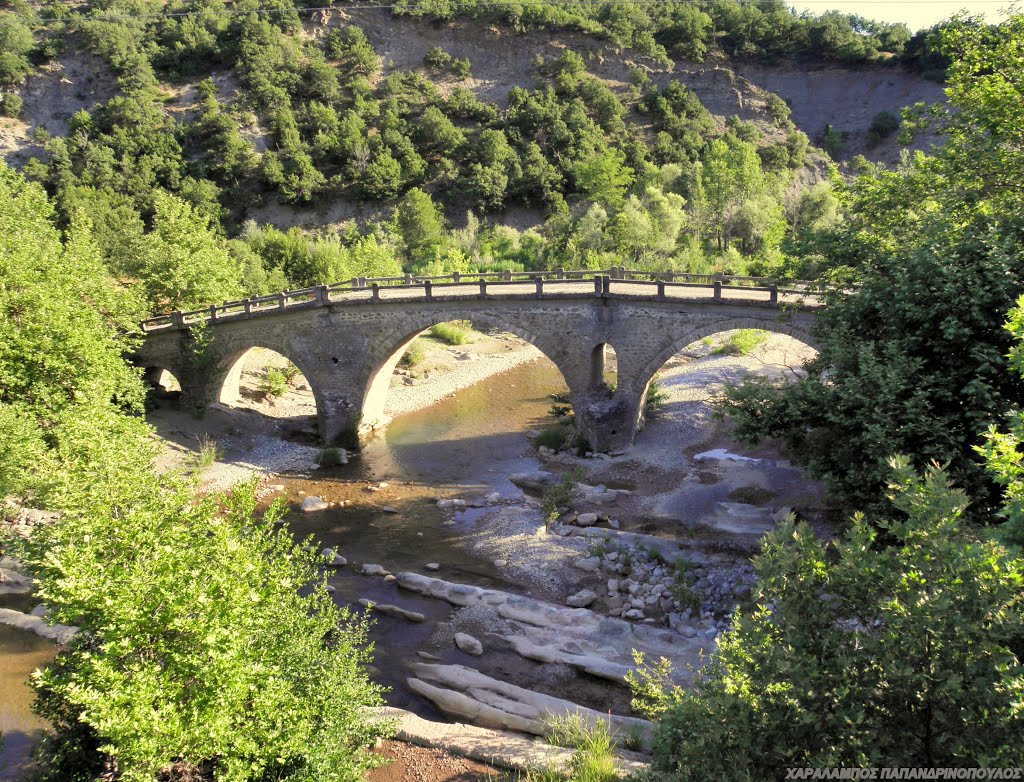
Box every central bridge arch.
[360,310,594,433]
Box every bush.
[629,460,1024,775]
[429,321,473,345]
[26,481,391,781]
[711,329,768,356]
[645,377,668,417]
[822,123,846,159]
[316,447,346,467]
[535,426,568,451]
[258,367,289,398]
[399,338,428,368]
[867,110,900,147]
[1,92,22,118]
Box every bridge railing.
[140,268,829,333]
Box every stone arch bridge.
[134,269,822,451]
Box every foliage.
[429,320,473,345]
[316,447,346,467]
[711,329,768,356]
[720,15,1024,517]
[630,459,1024,776]
[0,91,22,118]
[866,110,900,147]
[399,338,428,368]
[185,434,222,473]
[524,715,618,782]
[0,163,146,503]
[540,468,585,525]
[644,377,668,417]
[534,426,568,451]
[0,164,390,780]
[258,366,289,398]
[26,480,390,782]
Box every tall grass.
[520,715,621,782]
[429,321,474,345]
[711,329,768,356]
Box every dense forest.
[2,0,1024,779]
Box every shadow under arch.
[215,340,324,421]
[361,313,577,433]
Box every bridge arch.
[361,312,582,432]
[214,339,326,425]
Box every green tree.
[720,15,1024,515]
[395,187,445,268]
[133,191,243,312]
[631,460,1024,776]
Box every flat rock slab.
[358,599,426,623]
[371,705,649,777]
[409,662,652,747]
[396,572,709,684]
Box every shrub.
[1,92,22,118]
[535,426,568,451]
[186,434,222,473]
[867,110,900,147]
[645,377,668,417]
[399,338,428,368]
[629,460,1024,775]
[541,467,585,525]
[423,46,451,71]
[26,481,391,780]
[316,447,346,467]
[429,321,473,345]
[258,367,289,398]
[822,123,846,159]
[711,329,768,356]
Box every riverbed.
[0,329,828,776]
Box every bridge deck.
[141,274,823,333]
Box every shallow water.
[276,358,572,716]
[0,613,53,781]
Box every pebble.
[566,589,597,608]
[360,563,390,576]
[300,496,329,513]
[425,562,441,571]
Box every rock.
[425,562,441,571]
[380,506,399,514]
[417,651,441,661]
[607,579,619,594]
[624,609,644,620]
[384,574,397,584]
[593,452,611,461]
[486,492,501,503]
[29,604,48,618]
[694,449,758,463]
[452,499,467,510]
[437,499,455,509]
[407,662,653,747]
[360,563,390,576]
[606,595,623,610]
[608,519,620,529]
[358,599,426,623]
[321,548,347,567]
[454,633,484,656]
[575,512,599,527]
[403,376,416,386]
[300,496,329,513]
[679,625,698,639]
[266,484,285,493]
[325,585,336,593]
[566,589,597,608]
[493,559,508,568]
[772,506,795,523]
[572,557,601,573]
[509,470,560,490]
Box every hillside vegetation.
[0,0,950,315]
